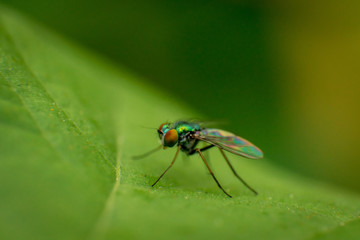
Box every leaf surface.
[0,6,359,240]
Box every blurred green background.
[2,0,359,192]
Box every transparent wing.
[196,129,263,159]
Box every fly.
[134,121,263,198]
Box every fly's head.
[158,122,178,148]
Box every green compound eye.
[158,123,168,132]
[163,129,178,147]
[158,122,169,139]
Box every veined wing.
[196,129,263,159]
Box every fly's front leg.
[152,145,181,187]
[132,145,162,160]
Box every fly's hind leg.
[219,148,258,195]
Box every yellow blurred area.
[268,1,360,188]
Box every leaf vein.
[87,135,123,240]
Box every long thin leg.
[202,144,213,171]
[219,148,258,195]
[196,149,232,198]
[132,145,162,160]
[188,144,215,155]
[152,145,181,187]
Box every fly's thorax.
[180,137,198,153]
[174,122,201,136]
[177,129,202,154]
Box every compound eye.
[158,123,168,139]
[163,129,178,147]
[158,123,168,132]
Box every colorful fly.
[135,121,263,198]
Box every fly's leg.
[196,149,232,198]
[132,145,162,160]
[203,142,211,166]
[188,144,215,155]
[188,144,215,175]
[199,143,213,173]
[152,145,181,187]
[219,148,258,195]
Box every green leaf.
[0,6,359,240]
